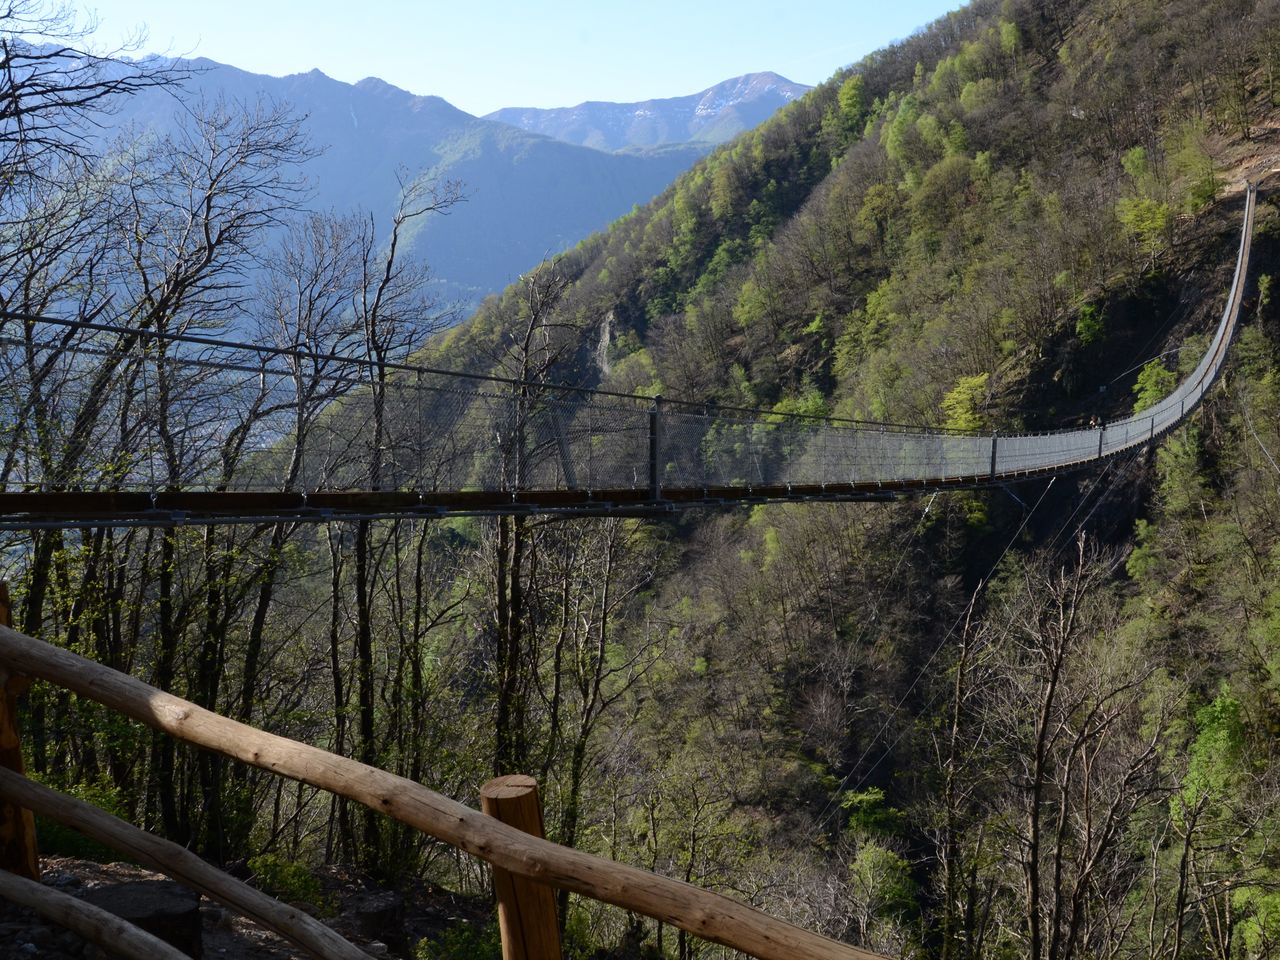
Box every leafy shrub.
[941,373,990,432]
[36,778,130,862]
[1075,304,1105,345]
[247,853,331,914]
[1116,196,1171,262]
[415,921,501,960]
[1132,359,1176,413]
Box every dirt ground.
[0,855,493,959]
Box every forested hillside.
[9,1,1280,958]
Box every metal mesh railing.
[0,187,1254,507]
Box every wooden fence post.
[0,582,37,879]
[481,775,561,960]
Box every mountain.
[24,2,1280,958]
[484,72,811,151]
[104,59,711,306]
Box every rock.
[44,870,83,890]
[351,890,404,947]
[203,904,234,930]
[28,924,56,946]
[364,942,388,957]
[80,880,202,957]
[54,928,83,950]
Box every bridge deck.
[0,187,1255,528]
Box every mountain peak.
[354,75,400,93]
[485,72,811,151]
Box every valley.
[2,1,1280,959]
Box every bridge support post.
[989,434,997,480]
[481,775,562,960]
[648,396,663,502]
[0,582,37,880]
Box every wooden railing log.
[0,624,886,960]
[0,867,189,960]
[0,766,367,960]
[481,775,562,960]
[0,581,37,879]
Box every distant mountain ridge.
[100,58,717,307]
[485,72,812,152]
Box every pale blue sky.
[77,1,961,116]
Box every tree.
[838,75,868,136]
[846,841,916,953]
[941,373,989,432]
[1133,359,1176,413]
[531,518,667,930]
[978,540,1166,960]
[486,263,587,777]
[0,3,177,189]
[338,173,462,868]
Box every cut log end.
[481,775,538,802]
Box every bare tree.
[342,173,462,866]
[977,539,1168,960]
[0,2,179,191]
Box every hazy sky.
[75,1,961,116]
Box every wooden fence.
[0,615,885,960]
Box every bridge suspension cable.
[0,186,1255,528]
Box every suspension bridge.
[0,185,1256,528]
[0,188,1256,960]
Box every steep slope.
[19,4,1280,960]
[422,1,1280,955]
[105,58,708,305]
[485,72,811,150]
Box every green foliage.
[1180,690,1245,807]
[1075,304,1105,345]
[881,95,925,170]
[733,276,771,329]
[999,19,1021,57]
[928,57,962,100]
[1155,425,1207,518]
[911,155,974,232]
[959,78,997,112]
[609,347,663,397]
[837,75,867,133]
[1236,886,1280,958]
[858,182,899,251]
[842,787,906,836]
[1169,121,1219,211]
[35,778,130,863]
[1116,196,1172,261]
[1121,146,1152,187]
[770,386,830,422]
[1132,359,1176,413]
[1126,518,1159,581]
[247,854,331,914]
[848,841,918,942]
[415,922,501,960]
[941,373,990,432]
